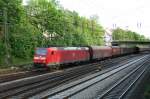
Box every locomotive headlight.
[34,56,46,61]
[34,56,39,59]
[41,57,46,63]
[41,57,46,60]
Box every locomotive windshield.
[36,48,47,55]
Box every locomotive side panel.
[58,49,90,64]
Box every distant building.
[104,28,113,46]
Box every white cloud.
[59,0,150,38]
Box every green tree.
[0,0,105,66]
[112,28,149,41]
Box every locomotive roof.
[48,47,89,50]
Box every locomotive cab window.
[36,48,47,55]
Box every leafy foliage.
[112,28,149,41]
[0,0,104,66]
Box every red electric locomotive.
[34,47,90,68]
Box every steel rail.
[97,57,149,99]
[39,55,148,99]
[118,62,149,99]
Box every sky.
[23,0,150,38]
[58,0,150,38]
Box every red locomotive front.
[33,48,48,68]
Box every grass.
[0,57,33,75]
[0,56,32,69]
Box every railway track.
[0,54,144,98]
[0,68,48,83]
[36,54,149,99]
[100,54,141,69]
[0,54,138,84]
[98,57,150,99]
[0,63,98,98]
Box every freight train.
[33,46,148,69]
